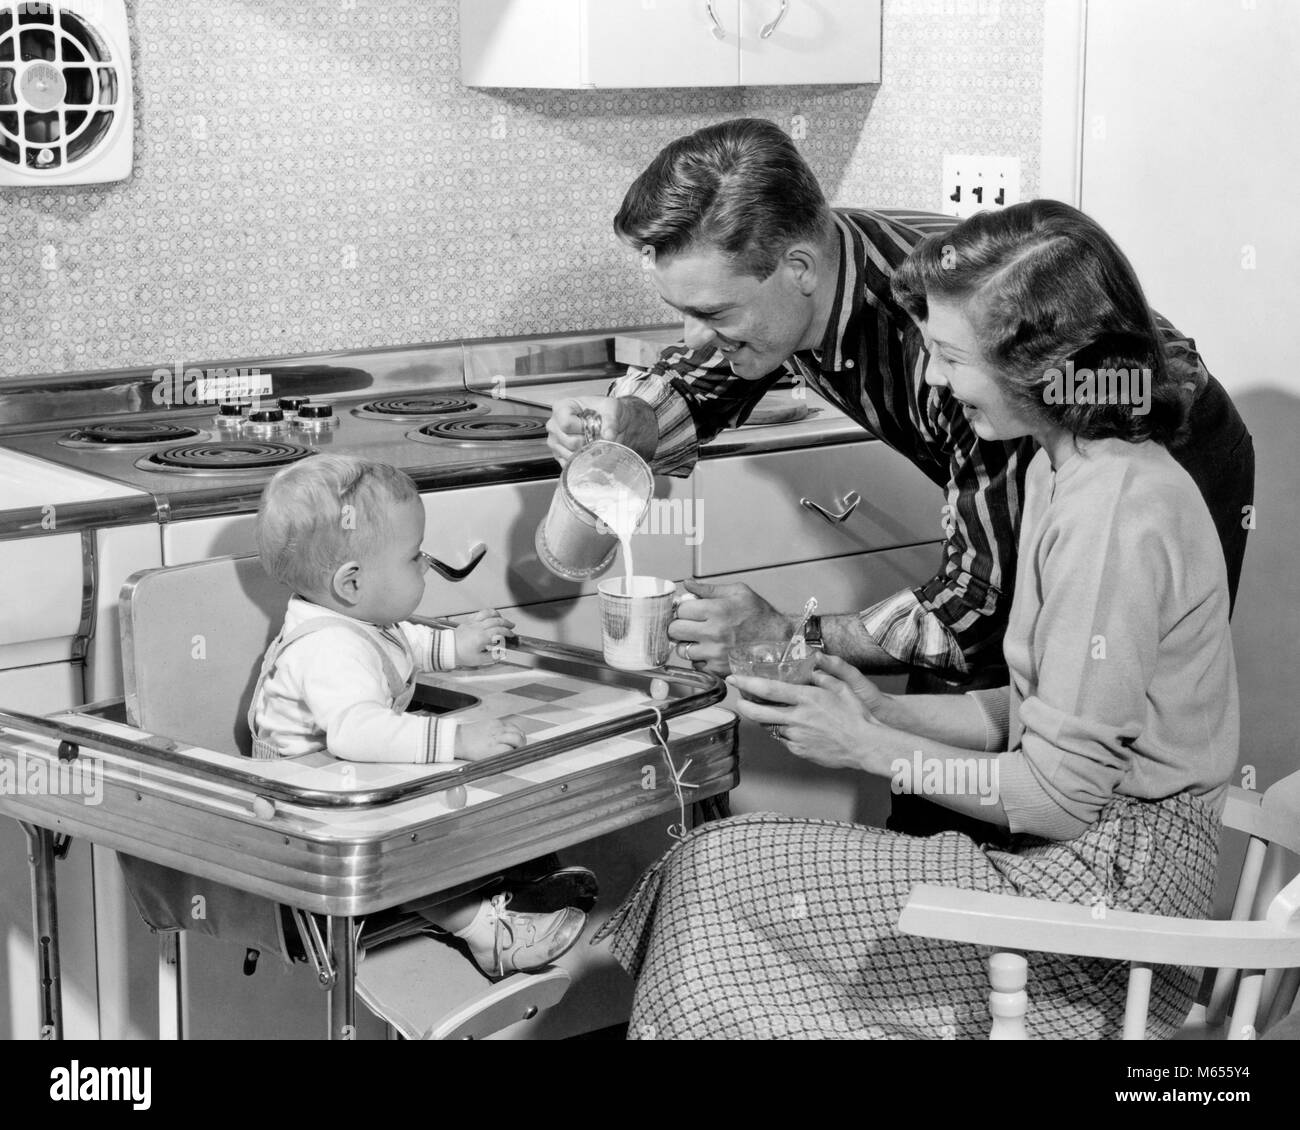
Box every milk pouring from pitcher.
[535,411,654,581]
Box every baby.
[249,454,588,977]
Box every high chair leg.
[21,821,63,1041]
[328,915,357,1040]
[158,933,183,1039]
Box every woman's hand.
[452,609,516,668]
[727,660,910,776]
[811,654,899,726]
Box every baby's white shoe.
[455,893,586,979]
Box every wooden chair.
[120,552,571,1039]
[898,769,1300,1039]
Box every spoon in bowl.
[780,597,819,664]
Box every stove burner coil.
[138,440,314,473]
[67,421,202,445]
[418,416,549,442]
[354,397,485,419]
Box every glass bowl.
[727,641,818,704]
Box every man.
[546,118,1255,842]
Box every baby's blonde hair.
[256,455,418,595]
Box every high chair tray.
[7,636,723,810]
[0,676,736,915]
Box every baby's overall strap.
[247,617,411,759]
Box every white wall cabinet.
[738,0,882,86]
[460,0,881,89]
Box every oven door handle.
[421,542,487,582]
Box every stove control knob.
[295,403,340,431]
[215,402,247,430]
[246,408,289,439]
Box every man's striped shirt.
[611,207,1211,679]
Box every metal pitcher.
[536,414,653,581]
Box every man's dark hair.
[614,118,833,279]
[891,199,1188,446]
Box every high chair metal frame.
[0,551,737,1040]
[120,552,574,1040]
[898,770,1300,1039]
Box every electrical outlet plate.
[940,155,1021,220]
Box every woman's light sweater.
[969,436,1239,840]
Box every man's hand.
[547,396,660,467]
[669,579,793,675]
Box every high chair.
[898,770,1300,1039]
[118,552,572,1040]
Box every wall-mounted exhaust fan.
[0,0,133,186]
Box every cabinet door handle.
[705,0,727,40]
[421,542,487,581]
[800,490,861,525]
[759,0,789,39]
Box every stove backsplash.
[0,329,635,434]
[0,339,467,432]
[0,0,1044,380]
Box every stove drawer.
[159,476,697,618]
[415,475,696,614]
[692,441,944,576]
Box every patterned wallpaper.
[0,0,1043,379]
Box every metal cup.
[597,575,676,670]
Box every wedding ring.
[767,725,785,742]
[678,641,694,661]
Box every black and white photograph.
[0,0,1295,1090]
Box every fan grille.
[0,3,120,170]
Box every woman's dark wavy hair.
[890,200,1187,445]
[614,118,833,279]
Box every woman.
[596,200,1240,1039]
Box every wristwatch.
[803,614,825,651]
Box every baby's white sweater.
[250,596,459,764]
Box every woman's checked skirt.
[595,793,1219,1039]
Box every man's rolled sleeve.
[609,342,780,477]
[859,588,970,675]
[609,368,700,477]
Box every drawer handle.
[800,490,861,525]
[421,542,487,582]
[760,0,789,39]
